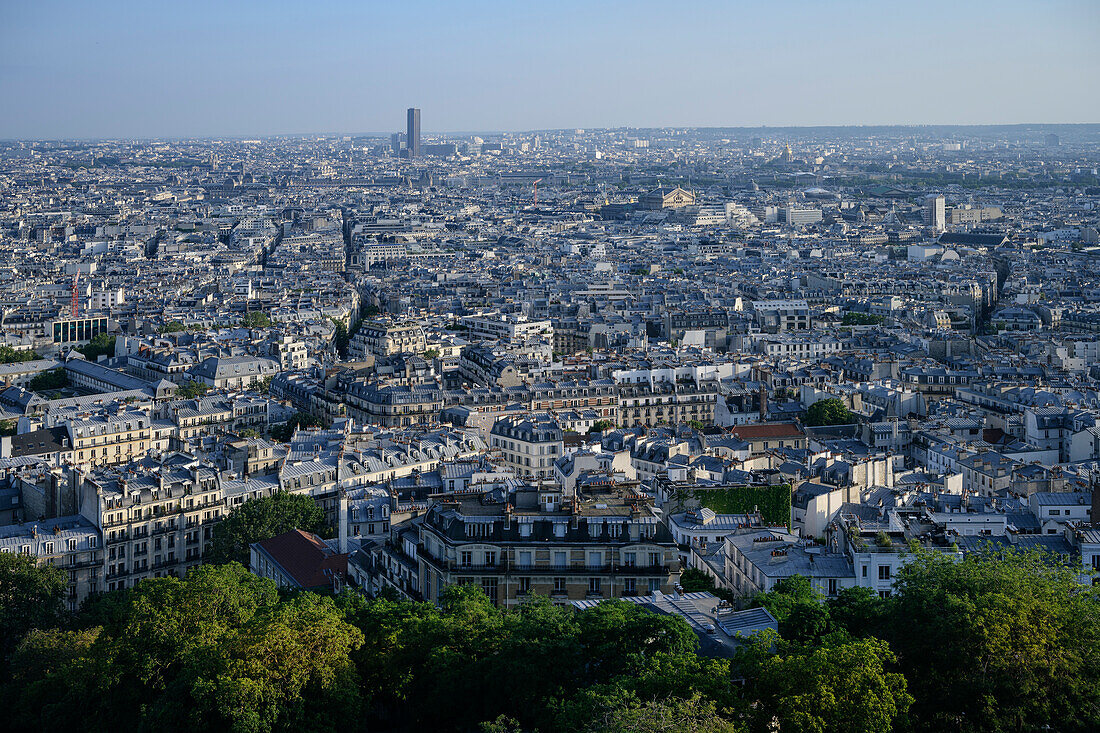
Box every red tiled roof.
[731,423,804,440]
[254,529,347,590]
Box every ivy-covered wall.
[692,484,791,527]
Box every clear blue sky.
[2,0,1098,139]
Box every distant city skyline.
[2,0,1099,139]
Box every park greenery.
[77,333,116,362]
[841,312,885,326]
[241,311,273,328]
[174,380,209,399]
[1,531,1097,732]
[270,411,326,442]
[27,368,68,392]
[804,397,856,427]
[207,492,329,566]
[0,346,38,364]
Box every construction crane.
[532,178,543,207]
[70,271,80,318]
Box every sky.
[1,0,1098,139]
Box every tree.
[175,380,209,399]
[77,333,116,362]
[0,346,38,364]
[678,568,717,594]
[208,493,329,566]
[841,312,884,326]
[745,633,913,733]
[0,553,67,666]
[4,564,364,733]
[804,398,855,427]
[157,321,186,334]
[826,586,887,639]
[582,694,744,733]
[241,311,272,328]
[27,368,68,392]
[888,548,1100,732]
[253,375,273,395]
[270,412,325,442]
[752,575,820,623]
[588,419,614,434]
[332,319,351,359]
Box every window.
[648,551,661,567]
[649,578,662,593]
[518,577,531,594]
[553,577,566,593]
[460,551,472,568]
[588,577,602,595]
[862,565,868,578]
[518,551,532,569]
[623,578,636,595]
[587,551,602,569]
[623,552,636,567]
[484,551,496,567]
[878,566,891,581]
[828,578,838,596]
[554,551,567,569]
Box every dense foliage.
[175,380,209,399]
[804,397,856,426]
[27,368,68,392]
[0,346,39,364]
[0,547,1096,732]
[241,311,273,328]
[841,312,885,326]
[77,333,116,362]
[207,492,330,566]
[270,411,326,441]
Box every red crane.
[70,271,79,318]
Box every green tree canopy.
[4,564,363,733]
[742,632,913,733]
[27,368,68,392]
[77,333,116,362]
[270,412,325,442]
[804,398,855,426]
[888,548,1100,732]
[241,311,272,328]
[0,346,38,364]
[0,553,67,667]
[208,493,329,566]
[175,380,209,399]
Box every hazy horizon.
[3,0,1098,139]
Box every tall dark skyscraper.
[406,107,421,158]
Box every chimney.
[1092,475,1100,527]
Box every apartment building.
[347,319,427,360]
[490,413,564,481]
[617,381,719,428]
[79,454,232,592]
[417,485,679,607]
[0,515,102,611]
